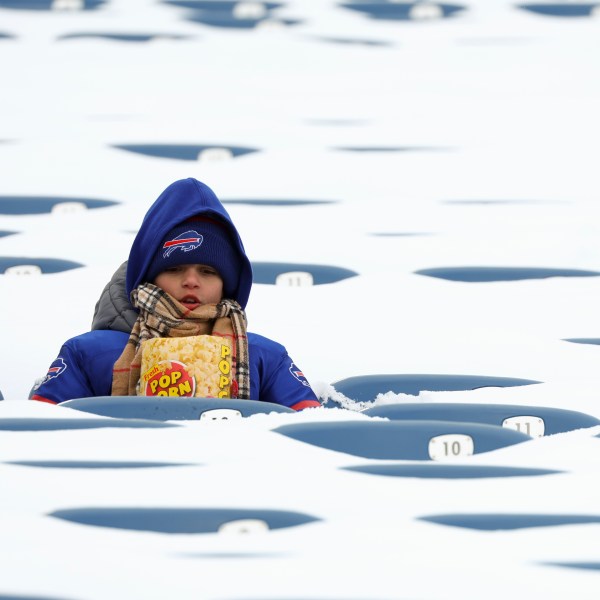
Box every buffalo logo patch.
[43,357,67,384]
[162,230,203,258]
[289,361,311,387]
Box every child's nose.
[182,267,201,287]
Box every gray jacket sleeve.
[91,261,137,333]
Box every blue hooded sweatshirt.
[32,179,320,410]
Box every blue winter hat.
[145,217,241,299]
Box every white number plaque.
[502,416,545,438]
[200,408,242,421]
[428,434,474,460]
[275,271,314,287]
[218,519,269,534]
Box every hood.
[126,178,253,308]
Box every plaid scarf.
[111,283,250,398]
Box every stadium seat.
[0,0,105,9]
[343,464,562,479]
[563,338,600,346]
[0,257,84,275]
[414,266,600,282]
[0,195,118,215]
[6,459,194,469]
[252,262,358,286]
[60,396,295,420]
[339,2,466,21]
[362,403,600,437]
[273,420,532,460]
[163,0,282,10]
[50,506,319,533]
[518,3,600,18]
[329,373,541,403]
[111,143,258,161]
[418,513,600,531]
[57,33,190,42]
[162,1,290,29]
[0,417,177,431]
[543,562,600,572]
[222,199,336,207]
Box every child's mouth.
[181,296,201,309]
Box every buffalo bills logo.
[162,230,203,258]
[289,361,310,387]
[43,357,67,384]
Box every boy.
[32,178,321,410]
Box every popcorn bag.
[139,335,233,398]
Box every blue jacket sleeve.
[248,333,320,410]
[32,331,129,404]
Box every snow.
[1,1,600,598]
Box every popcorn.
[139,335,232,398]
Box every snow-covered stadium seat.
[563,337,600,346]
[0,0,106,10]
[112,143,258,161]
[418,513,600,531]
[517,3,600,18]
[222,198,336,207]
[0,417,177,431]
[0,388,3,400]
[414,266,600,282]
[339,2,467,21]
[273,420,532,460]
[7,459,195,469]
[57,33,190,42]
[0,195,118,214]
[343,463,562,480]
[50,506,319,534]
[330,373,541,403]
[252,262,358,286]
[362,403,600,437]
[162,1,291,30]
[60,396,295,420]
[0,257,84,275]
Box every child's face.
[154,264,223,310]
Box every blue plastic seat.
[50,506,319,534]
[112,144,258,161]
[339,2,466,21]
[183,13,298,28]
[563,338,600,346]
[0,196,118,215]
[362,403,600,436]
[60,396,294,420]
[330,373,540,403]
[0,0,105,9]
[343,464,562,479]
[543,562,600,572]
[58,33,190,42]
[163,1,282,10]
[7,459,194,469]
[418,513,600,531]
[273,420,531,460]
[0,257,84,274]
[0,417,177,431]
[518,4,599,18]
[222,199,336,207]
[414,266,600,282]
[252,262,358,285]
